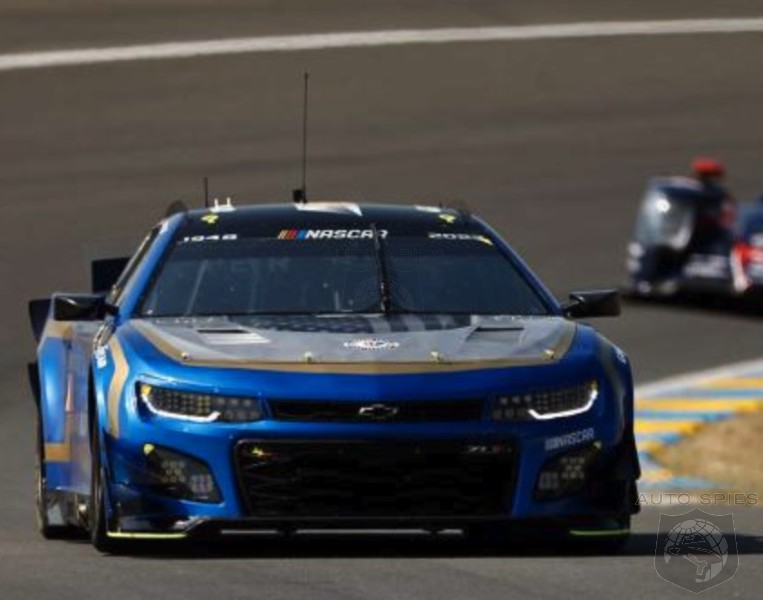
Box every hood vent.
[197,329,270,346]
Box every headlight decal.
[528,381,598,420]
[534,442,601,501]
[491,381,598,421]
[138,383,263,423]
[142,444,222,503]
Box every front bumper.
[109,514,632,542]
[104,417,639,537]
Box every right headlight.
[491,381,598,421]
[138,383,263,423]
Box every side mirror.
[53,294,115,322]
[563,289,621,319]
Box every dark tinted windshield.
[634,188,696,249]
[138,233,549,317]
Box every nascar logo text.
[277,229,388,240]
[544,427,595,452]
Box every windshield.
[635,189,695,250]
[138,234,550,317]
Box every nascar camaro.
[28,201,639,553]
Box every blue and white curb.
[635,358,763,489]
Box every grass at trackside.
[654,410,763,492]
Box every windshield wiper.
[370,223,392,314]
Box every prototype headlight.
[138,383,263,423]
[491,381,598,421]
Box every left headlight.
[138,383,263,423]
[491,381,598,421]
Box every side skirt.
[47,490,89,530]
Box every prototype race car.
[28,201,639,553]
[624,162,763,305]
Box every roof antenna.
[203,176,210,208]
[293,72,309,204]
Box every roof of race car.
[174,202,482,237]
[649,176,727,200]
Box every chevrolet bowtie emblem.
[357,403,399,420]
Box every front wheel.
[88,426,123,554]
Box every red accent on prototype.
[691,157,725,179]
[735,242,763,266]
[731,241,763,292]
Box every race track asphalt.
[0,2,760,598]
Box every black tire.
[89,424,124,554]
[35,415,81,539]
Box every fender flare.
[90,363,112,443]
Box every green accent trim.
[107,531,187,540]
[569,528,630,537]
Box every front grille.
[268,399,485,422]
[235,440,515,518]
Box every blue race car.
[28,201,639,553]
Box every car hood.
[129,315,576,370]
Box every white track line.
[3,17,763,72]
[636,357,763,398]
